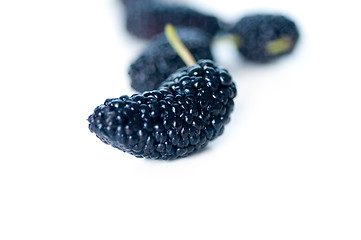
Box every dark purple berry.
[230,14,299,62]
[124,2,220,39]
[120,0,154,9]
[88,60,237,160]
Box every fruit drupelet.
[88,60,236,160]
[129,28,214,92]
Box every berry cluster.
[88,60,236,159]
[123,1,299,93]
[88,2,301,160]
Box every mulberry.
[88,60,236,159]
[125,2,220,39]
[230,14,299,62]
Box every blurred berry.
[124,2,220,39]
[230,14,299,62]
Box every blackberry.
[125,2,220,39]
[88,60,236,159]
[129,28,214,92]
[230,14,299,62]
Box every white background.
[1,0,361,239]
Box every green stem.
[165,24,196,66]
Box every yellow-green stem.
[165,24,196,66]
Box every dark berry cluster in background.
[123,0,220,39]
[123,0,299,91]
[87,0,300,160]
[229,14,299,62]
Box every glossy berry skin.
[125,2,220,39]
[129,28,214,92]
[230,14,299,63]
[88,60,237,160]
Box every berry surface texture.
[88,60,236,160]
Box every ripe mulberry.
[230,14,299,62]
[88,60,237,160]
[125,2,220,39]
